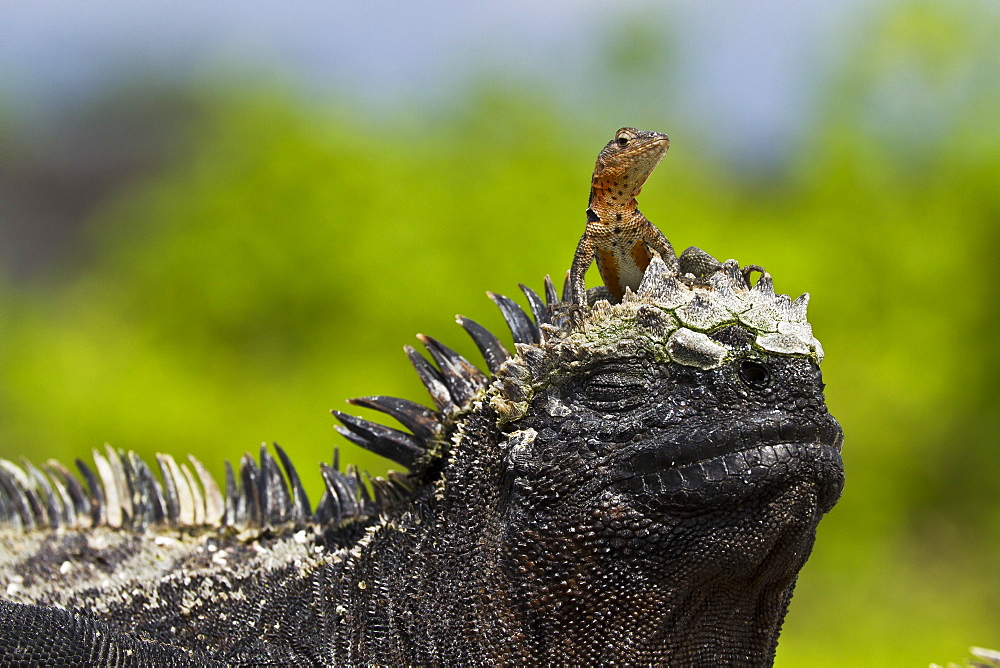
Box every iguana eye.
[579,367,649,411]
[738,360,770,388]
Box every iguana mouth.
[605,416,844,510]
[621,416,844,477]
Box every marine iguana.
[0,133,844,666]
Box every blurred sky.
[3,0,864,163]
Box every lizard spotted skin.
[0,134,844,665]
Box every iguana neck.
[499,558,801,665]
[353,505,809,665]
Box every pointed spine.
[405,345,455,411]
[92,449,122,529]
[224,461,242,527]
[23,459,63,529]
[274,444,311,523]
[347,395,441,441]
[259,444,291,526]
[319,463,359,521]
[791,293,810,322]
[417,334,487,404]
[348,465,372,512]
[333,411,424,469]
[543,275,560,306]
[75,459,104,527]
[561,270,572,304]
[157,453,194,527]
[36,461,76,528]
[104,446,132,525]
[750,270,774,297]
[313,472,340,526]
[180,462,205,526]
[0,463,34,530]
[118,450,148,528]
[46,460,91,527]
[519,283,550,325]
[130,452,166,527]
[456,316,510,375]
[240,454,263,527]
[368,475,392,507]
[488,292,540,344]
[189,455,224,526]
[0,468,22,530]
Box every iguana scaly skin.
[0,132,844,666]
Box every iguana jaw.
[610,439,844,515]
[612,410,842,484]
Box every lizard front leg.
[638,219,680,274]
[568,233,596,305]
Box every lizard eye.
[616,135,630,147]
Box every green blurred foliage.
[0,2,997,664]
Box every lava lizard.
[568,127,722,305]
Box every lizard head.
[592,127,671,198]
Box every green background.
[1,2,997,664]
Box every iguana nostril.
[739,360,770,387]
